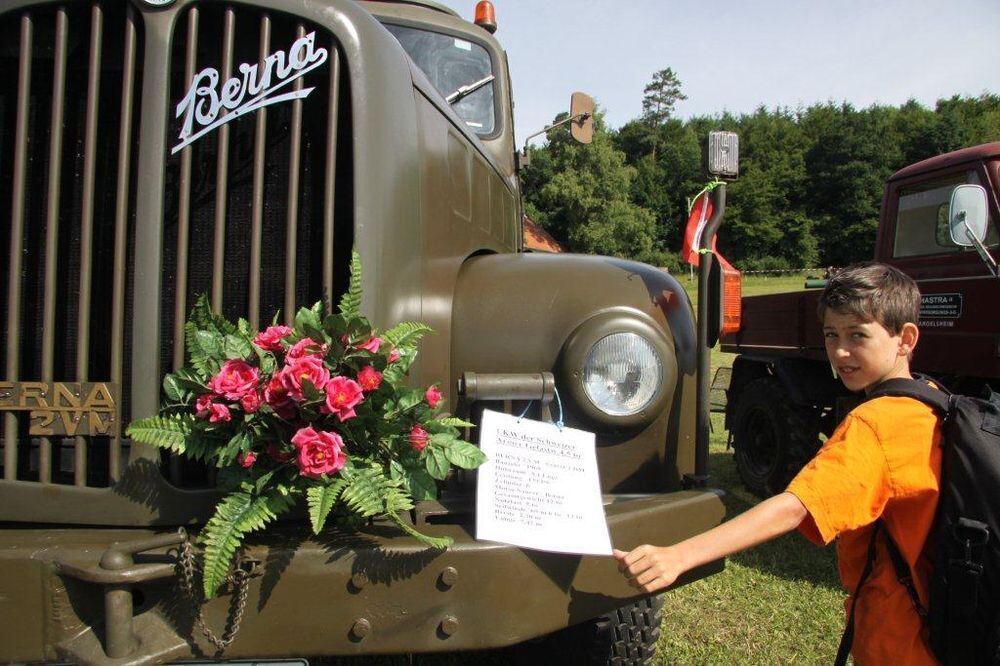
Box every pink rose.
[279,356,331,401]
[357,365,382,392]
[291,427,347,479]
[208,402,231,423]
[358,336,382,353]
[267,442,293,463]
[253,325,293,352]
[195,394,215,419]
[388,348,401,363]
[264,375,296,419]
[409,425,429,452]
[286,337,327,362]
[322,376,364,422]
[241,391,262,413]
[207,360,260,401]
[425,385,442,409]
[239,451,257,468]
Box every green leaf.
[294,306,326,342]
[387,512,452,550]
[200,489,296,598]
[444,439,487,469]
[218,431,251,468]
[396,389,423,414]
[381,321,433,348]
[126,414,210,458]
[162,374,188,403]
[435,417,476,429]
[403,466,438,500]
[339,466,413,518]
[222,334,253,360]
[307,480,348,533]
[425,447,450,480]
[193,330,223,374]
[337,251,363,318]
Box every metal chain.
[176,528,252,653]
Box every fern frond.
[126,414,200,455]
[200,490,296,598]
[387,512,452,550]
[337,251,363,318]
[188,293,237,336]
[340,466,401,518]
[307,480,348,534]
[381,322,433,347]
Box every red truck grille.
[0,2,352,492]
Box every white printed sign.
[476,409,612,555]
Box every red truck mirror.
[949,184,998,278]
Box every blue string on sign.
[516,386,565,431]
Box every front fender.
[451,253,698,493]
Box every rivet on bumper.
[439,566,459,588]
[351,618,371,640]
[439,616,460,637]
[350,572,368,590]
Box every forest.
[520,68,1000,272]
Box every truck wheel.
[732,376,819,498]
[528,594,664,665]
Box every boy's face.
[822,309,915,393]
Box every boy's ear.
[899,322,919,356]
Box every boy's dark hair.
[817,262,920,334]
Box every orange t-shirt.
[786,395,942,666]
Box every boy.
[614,262,941,665]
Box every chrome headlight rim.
[558,310,674,430]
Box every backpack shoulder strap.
[866,377,951,414]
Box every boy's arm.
[613,491,808,593]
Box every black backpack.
[835,378,1000,666]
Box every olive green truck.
[0,0,732,663]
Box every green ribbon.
[686,178,724,215]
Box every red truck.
[720,142,1000,496]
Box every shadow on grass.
[707,449,842,592]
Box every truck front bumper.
[1,490,724,664]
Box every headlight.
[559,310,675,429]
[582,333,662,416]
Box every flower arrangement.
[126,252,485,598]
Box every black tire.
[529,595,664,665]
[731,376,820,498]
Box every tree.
[521,108,664,264]
[642,68,687,127]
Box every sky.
[437,0,1000,146]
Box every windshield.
[384,23,496,135]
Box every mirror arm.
[521,112,593,152]
[964,221,999,278]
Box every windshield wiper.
[445,74,495,104]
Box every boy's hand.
[612,545,681,594]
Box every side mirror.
[706,131,739,179]
[949,184,989,246]
[519,92,596,169]
[569,92,594,145]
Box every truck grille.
[0,2,352,491]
